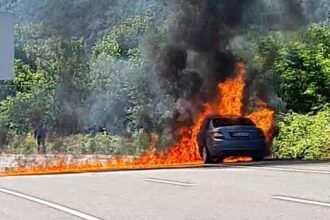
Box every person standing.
[34,123,48,154]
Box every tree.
[274,25,330,113]
[0,60,55,134]
[254,24,330,113]
[92,13,153,59]
[87,13,157,135]
[0,23,90,135]
[53,38,90,135]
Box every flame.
[247,99,275,143]
[223,156,253,163]
[216,63,245,116]
[1,63,274,177]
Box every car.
[197,116,270,163]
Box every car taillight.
[212,132,224,139]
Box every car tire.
[202,146,213,164]
[253,155,264,161]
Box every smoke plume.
[152,0,313,126]
[154,0,256,123]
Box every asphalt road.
[0,161,329,220]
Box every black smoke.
[280,0,306,28]
[155,0,256,119]
[153,0,310,125]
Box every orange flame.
[217,63,245,116]
[1,63,274,176]
[223,156,253,163]
[247,99,275,143]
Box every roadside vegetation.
[0,1,329,160]
[6,132,151,156]
[254,25,330,159]
[273,108,330,160]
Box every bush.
[4,132,152,156]
[6,133,36,154]
[90,132,151,156]
[273,108,330,160]
[48,134,89,154]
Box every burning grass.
[1,63,274,177]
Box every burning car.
[198,116,270,163]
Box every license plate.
[231,132,250,137]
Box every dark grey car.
[198,116,269,163]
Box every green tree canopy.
[275,25,330,113]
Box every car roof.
[206,115,256,127]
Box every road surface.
[0,161,329,220]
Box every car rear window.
[212,117,255,127]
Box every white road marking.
[144,178,195,187]
[225,165,330,174]
[0,187,102,220]
[273,195,330,208]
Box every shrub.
[48,134,90,154]
[3,131,153,156]
[47,132,151,156]
[6,133,36,154]
[273,108,330,160]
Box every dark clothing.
[37,138,46,154]
[34,127,48,154]
[34,127,47,139]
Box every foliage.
[0,91,54,134]
[0,58,55,134]
[273,107,330,160]
[92,13,153,59]
[6,133,36,154]
[0,24,90,135]
[255,24,330,113]
[0,11,159,155]
[251,25,330,161]
[4,132,151,156]
[87,13,157,136]
[13,60,43,93]
[275,25,330,113]
[52,38,90,135]
[1,0,166,49]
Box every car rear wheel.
[202,146,213,164]
[253,155,264,161]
